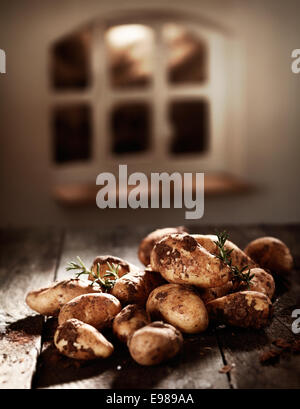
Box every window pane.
[106,24,154,88]
[52,105,92,163]
[169,100,209,154]
[163,23,207,84]
[111,103,150,153]
[51,28,91,89]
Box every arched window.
[49,13,244,187]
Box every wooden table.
[0,224,299,389]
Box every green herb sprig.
[214,231,254,288]
[66,256,120,292]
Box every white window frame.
[49,13,246,184]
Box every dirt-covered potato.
[111,269,165,306]
[90,255,139,280]
[128,321,183,366]
[58,293,121,330]
[146,283,209,334]
[25,279,100,316]
[192,234,257,270]
[113,304,150,344]
[206,291,273,329]
[54,318,114,360]
[150,233,231,288]
[244,236,293,274]
[238,268,275,299]
[198,281,233,304]
[138,226,188,266]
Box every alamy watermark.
[96,165,204,220]
[0,49,6,74]
[291,309,300,334]
[291,49,300,74]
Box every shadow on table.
[33,320,224,389]
[5,314,44,336]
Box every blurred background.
[0,0,300,229]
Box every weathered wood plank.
[34,226,229,389]
[216,315,300,389]
[6,224,298,389]
[34,317,229,389]
[260,225,300,333]
[0,228,63,389]
[214,224,300,389]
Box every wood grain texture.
[0,228,63,389]
[1,225,300,389]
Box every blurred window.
[106,25,154,88]
[169,100,208,154]
[111,102,151,154]
[52,105,91,163]
[163,23,207,84]
[51,28,91,89]
[50,18,230,173]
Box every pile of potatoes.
[26,227,293,366]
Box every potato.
[238,268,275,299]
[206,291,273,329]
[198,281,233,304]
[113,304,150,344]
[128,321,183,366]
[58,293,121,330]
[138,226,188,266]
[54,318,114,360]
[192,234,257,270]
[90,255,139,280]
[146,283,209,334]
[150,233,231,288]
[111,269,166,306]
[244,236,293,274]
[25,279,100,316]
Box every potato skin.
[150,233,231,288]
[128,321,183,366]
[206,291,273,329]
[90,255,139,280]
[138,226,188,266]
[192,234,257,270]
[199,281,233,304]
[111,269,165,306]
[58,293,121,330]
[238,268,275,299]
[25,279,100,316]
[244,237,293,274]
[146,283,209,334]
[113,304,150,344]
[54,318,114,360]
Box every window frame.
[48,13,246,184]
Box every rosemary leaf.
[215,230,254,287]
[66,257,120,292]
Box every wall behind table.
[0,0,299,228]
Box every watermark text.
[292,309,300,334]
[0,49,6,74]
[291,49,300,73]
[96,165,204,220]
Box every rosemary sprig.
[66,256,120,292]
[104,262,120,280]
[214,231,254,288]
[214,231,233,265]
